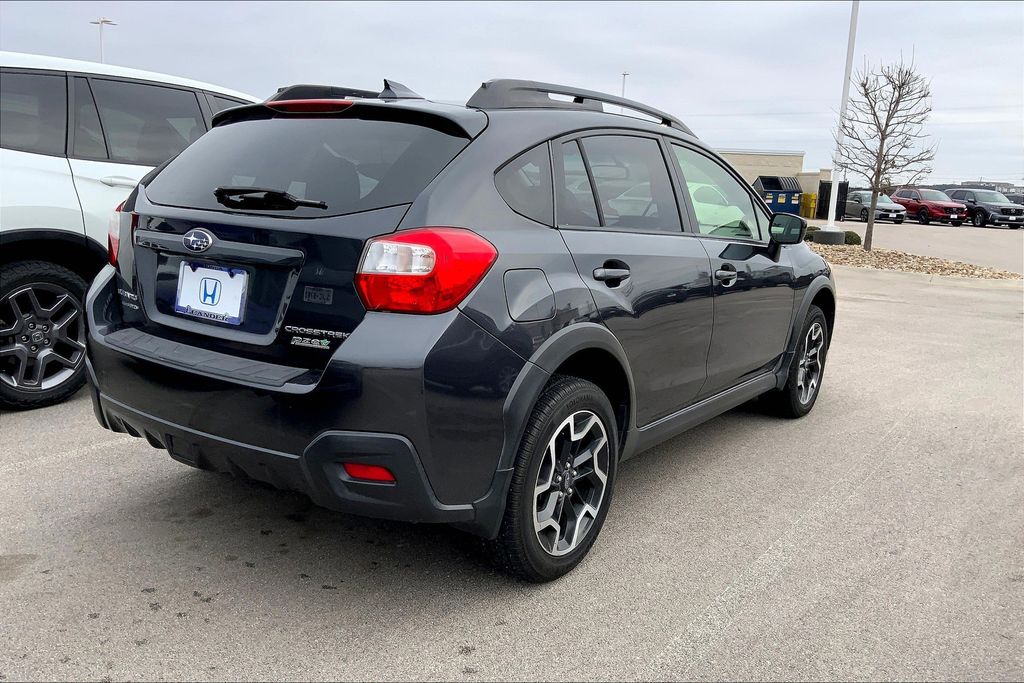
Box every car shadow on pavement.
[107,399,777,601]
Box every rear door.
[0,69,83,236]
[846,191,863,218]
[68,76,208,249]
[669,142,795,397]
[555,133,714,426]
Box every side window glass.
[89,79,206,166]
[207,94,246,114]
[580,135,680,232]
[556,140,600,227]
[671,144,762,240]
[0,71,66,155]
[495,143,553,225]
[72,78,106,159]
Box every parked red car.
[891,188,966,226]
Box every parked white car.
[0,51,258,409]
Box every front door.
[669,143,796,397]
[555,135,714,426]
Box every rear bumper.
[86,265,530,537]
[88,374,475,524]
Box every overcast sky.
[2,1,1021,185]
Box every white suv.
[0,51,257,409]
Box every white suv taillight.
[354,228,497,314]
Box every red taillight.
[355,228,497,314]
[342,462,396,483]
[108,201,125,266]
[265,99,353,113]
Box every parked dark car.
[85,79,836,581]
[891,188,966,226]
[844,190,906,223]
[946,188,1024,228]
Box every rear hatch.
[115,101,482,374]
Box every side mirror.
[769,213,807,245]
[967,198,976,204]
[851,197,861,204]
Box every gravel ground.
[810,243,1023,280]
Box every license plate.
[174,262,248,325]
[949,214,958,219]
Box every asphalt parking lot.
[1,265,1022,682]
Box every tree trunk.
[864,190,880,251]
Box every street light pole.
[824,0,859,232]
[90,17,116,63]
[621,72,629,99]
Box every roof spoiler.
[466,79,694,136]
[269,79,423,102]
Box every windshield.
[919,190,952,201]
[975,190,1009,203]
[145,116,470,218]
[877,194,894,203]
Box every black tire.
[972,211,986,227]
[917,209,930,225]
[859,208,869,222]
[761,305,829,419]
[894,217,904,224]
[0,261,88,410]
[951,221,963,227]
[487,376,618,582]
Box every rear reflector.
[355,228,497,314]
[265,99,353,113]
[342,462,396,483]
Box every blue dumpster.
[753,176,802,214]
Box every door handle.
[100,176,138,188]
[714,268,738,286]
[593,267,631,282]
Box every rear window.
[145,116,470,218]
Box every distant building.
[715,149,832,195]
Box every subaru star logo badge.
[183,228,215,253]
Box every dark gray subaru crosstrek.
[86,79,836,581]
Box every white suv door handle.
[100,176,138,188]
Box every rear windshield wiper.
[213,186,328,210]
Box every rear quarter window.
[145,115,470,218]
[495,143,553,225]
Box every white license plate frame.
[174,261,248,326]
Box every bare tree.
[834,59,936,251]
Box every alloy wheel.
[860,208,869,222]
[533,410,610,557]
[796,322,824,405]
[0,283,86,391]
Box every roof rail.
[269,79,423,102]
[466,79,694,135]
